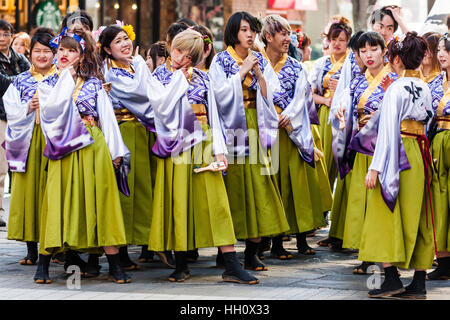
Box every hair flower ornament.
[115,20,136,42]
[50,27,86,52]
[395,34,406,51]
[93,26,107,43]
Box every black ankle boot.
[222,251,259,284]
[270,235,293,260]
[106,253,131,284]
[139,245,155,263]
[427,257,450,280]
[296,232,316,255]
[64,250,87,274]
[52,252,65,265]
[394,271,427,299]
[216,248,224,268]
[20,242,38,265]
[34,254,52,284]
[119,246,140,271]
[368,266,404,298]
[84,254,101,278]
[168,251,190,282]
[187,249,199,263]
[244,240,268,271]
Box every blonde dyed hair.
[171,29,205,67]
[261,15,291,46]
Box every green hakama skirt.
[118,120,153,245]
[343,153,372,250]
[311,124,333,212]
[8,125,47,242]
[358,138,435,270]
[224,108,289,239]
[317,105,337,187]
[277,129,324,234]
[431,130,450,252]
[329,173,351,240]
[38,125,127,254]
[148,124,236,252]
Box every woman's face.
[437,40,450,70]
[171,47,192,69]
[330,31,348,57]
[267,29,291,54]
[57,44,81,70]
[12,38,26,55]
[237,19,256,49]
[107,31,133,61]
[359,42,385,71]
[31,42,54,72]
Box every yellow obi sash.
[357,67,390,129]
[227,46,257,109]
[400,119,425,138]
[322,50,349,98]
[191,104,208,125]
[115,108,136,121]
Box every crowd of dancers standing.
[1,6,450,299]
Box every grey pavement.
[1,193,449,300]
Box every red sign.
[268,0,317,10]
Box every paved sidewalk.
[1,194,449,300]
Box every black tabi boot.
[244,240,268,271]
[139,245,155,263]
[187,249,199,263]
[394,271,427,300]
[222,251,259,284]
[368,266,404,298]
[106,253,131,284]
[34,254,52,284]
[257,237,271,260]
[216,247,225,268]
[20,241,38,265]
[156,250,176,269]
[296,232,316,255]
[168,251,190,282]
[119,246,140,271]
[83,254,101,278]
[427,257,450,280]
[51,252,65,265]
[64,250,87,274]
[271,235,294,260]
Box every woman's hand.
[336,105,346,130]
[328,78,339,92]
[239,53,258,80]
[215,153,228,171]
[252,63,263,81]
[365,169,378,189]
[381,74,394,92]
[28,95,39,114]
[113,157,122,169]
[278,114,291,129]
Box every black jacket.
[0,47,30,121]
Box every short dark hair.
[61,10,94,32]
[147,41,168,70]
[439,34,450,52]
[224,12,262,48]
[99,25,125,60]
[356,31,385,53]
[30,27,56,54]
[327,22,352,42]
[388,31,427,70]
[370,6,399,32]
[166,23,189,47]
[0,19,13,34]
[177,18,197,27]
[348,30,365,51]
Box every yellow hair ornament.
[123,24,136,42]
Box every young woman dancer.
[260,15,324,258]
[359,32,436,299]
[5,28,56,266]
[427,34,450,280]
[149,29,258,284]
[33,28,131,284]
[309,19,352,188]
[209,12,290,271]
[336,32,397,273]
[100,24,155,271]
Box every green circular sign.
[35,0,62,32]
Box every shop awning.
[267,0,318,11]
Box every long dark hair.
[422,32,442,72]
[59,30,104,81]
[147,41,168,70]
